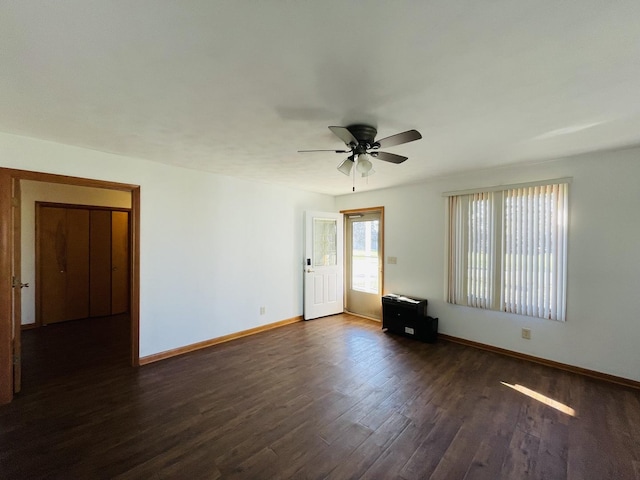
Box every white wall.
[6,131,638,382]
[20,181,132,325]
[336,147,640,382]
[0,132,335,357]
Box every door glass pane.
[351,220,379,293]
[313,218,337,267]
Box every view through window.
[351,220,379,293]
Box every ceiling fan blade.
[298,149,351,153]
[372,151,408,164]
[374,129,422,148]
[328,126,359,147]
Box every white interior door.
[304,211,344,320]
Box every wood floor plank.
[536,415,569,480]
[1,313,639,479]
[222,446,280,479]
[499,427,541,479]
[603,388,640,477]
[317,376,397,445]
[567,378,637,480]
[267,419,330,479]
[212,393,316,467]
[358,419,438,480]
[397,410,464,480]
[509,374,569,479]
[462,385,521,480]
[292,421,373,480]
[324,411,412,480]
[430,385,510,480]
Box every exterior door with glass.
[304,211,344,320]
[345,209,383,320]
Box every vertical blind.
[468,192,495,309]
[447,182,568,321]
[447,195,465,306]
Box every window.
[313,218,337,267]
[351,219,379,294]
[447,181,569,321]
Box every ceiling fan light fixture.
[337,158,353,176]
[356,154,374,177]
[361,167,375,178]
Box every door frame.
[340,206,385,319]
[0,167,141,404]
[12,177,22,392]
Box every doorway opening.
[35,202,131,326]
[343,207,384,320]
[0,168,140,404]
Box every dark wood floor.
[1,314,639,479]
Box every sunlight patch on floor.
[501,382,576,416]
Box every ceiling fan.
[299,125,422,188]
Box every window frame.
[445,178,570,321]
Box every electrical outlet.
[521,328,531,340]
[260,306,266,315]
[388,256,398,264]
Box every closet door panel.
[39,207,67,325]
[111,211,129,315]
[90,210,112,317]
[64,209,90,321]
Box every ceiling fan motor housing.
[347,125,378,151]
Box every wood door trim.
[0,170,12,404]
[2,168,139,191]
[12,178,21,393]
[340,206,385,215]
[34,204,42,327]
[36,202,131,212]
[0,168,141,404]
[130,187,140,367]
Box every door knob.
[306,269,315,273]
[20,283,29,288]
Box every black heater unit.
[382,294,438,343]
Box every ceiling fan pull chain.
[353,156,357,192]
[352,164,356,192]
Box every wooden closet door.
[89,210,112,317]
[39,207,90,324]
[62,209,90,321]
[39,207,67,324]
[111,211,129,315]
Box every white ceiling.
[2,1,640,195]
